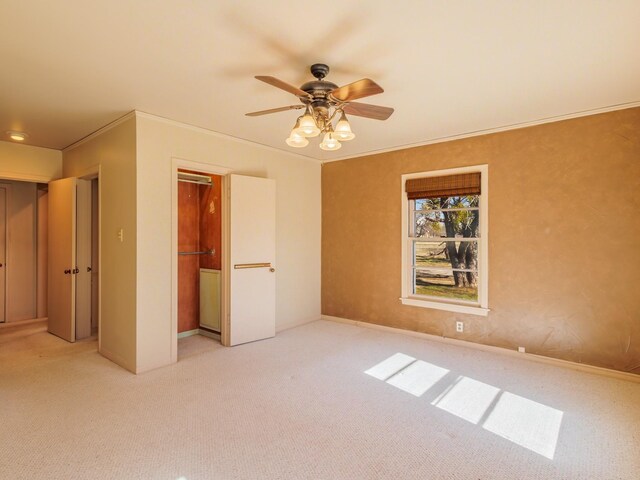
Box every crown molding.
[62,101,640,162]
[321,101,640,164]
[62,111,137,152]
[134,111,320,163]
[63,110,320,163]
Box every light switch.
[117,228,124,242]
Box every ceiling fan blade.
[331,78,384,102]
[255,76,312,99]
[245,105,305,117]
[343,102,394,120]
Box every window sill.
[399,297,490,316]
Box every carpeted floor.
[1,319,638,479]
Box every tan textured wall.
[322,107,640,374]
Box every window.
[401,166,489,316]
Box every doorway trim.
[0,183,9,323]
[171,157,231,363]
[73,164,101,350]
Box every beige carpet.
[1,319,638,479]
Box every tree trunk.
[443,202,479,289]
[443,210,466,286]
[464,241,478,287]
[464,207,479,287]
[455,241,470,287]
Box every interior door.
[229,174,276,346]
[48,177,77,341]
[75,179,92,340]
[0,187,6,323]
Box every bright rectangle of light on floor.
[364,353,417,380]
[482,391,564,459]
[432,376,500,424]
[385,360,450,397]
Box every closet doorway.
[177,170,223,349]
[171,160,277,363]
[0,180,48,325]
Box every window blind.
[405,172,481,200]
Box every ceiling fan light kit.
[247,63,394,152]
[285,131,309,148]
[319,131,342,151]
[334,110,355,141]
[295,107,321,138]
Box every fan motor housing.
[300,80,338,99]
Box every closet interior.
[177,170,223,342]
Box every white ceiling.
[1,1,639,161]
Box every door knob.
[269,267,275,272]
[64,269,71,274]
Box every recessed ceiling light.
[7,131,28,142]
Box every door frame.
[171,158,231,363]
[71,164,101,349]
[0,183,9,323]
[0,170,63,325]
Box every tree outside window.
[411,195,480,302]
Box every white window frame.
[400,165,489,316]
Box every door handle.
[64,269,71,274]
[87,267,92,272]
[234,263,272,269]
[73,267,80,274]
[269,268,275,272]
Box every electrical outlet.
[518,346,525,353]
[456,321,464,333]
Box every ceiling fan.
[246,63,394,151]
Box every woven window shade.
[406,172,481,200]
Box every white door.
[229,174,276,346]
[0,187,6,323]
[48,178,77,341]
[75,179,92,340]
[48,177,92,342]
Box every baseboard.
[0,317,48,329]
[198,329,221,340]
[276,316,321,333]
[178,329,200,339]
[321,315,640,384]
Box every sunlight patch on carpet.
[385,360,450,397]
[483,392,564,459]
[364,354,564,459]
[364,352,416,381]
[432,375,500,424]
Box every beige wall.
[322,107,640,374]
[0,141,62,182]
[63,117,137,372]
[0,180,38,322]
[135,115,322,373]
